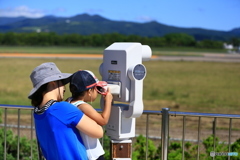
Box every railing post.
[146,114,149,160]
[17,109,20,160]
[161,108,170,160]
[228,118,232,160]
[182,116,186,160]
[31,110,34,160]
[4,108,7,160]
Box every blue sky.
[0,0,239,31]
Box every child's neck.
[71,96,84,103]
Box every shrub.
[0,128,39,160]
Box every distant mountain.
[229,27,240,34]
[0,14,239,41]
[0,16,27,25]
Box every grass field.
[0,46,106,54]
[0,55,239,115]
[0,46,227,56]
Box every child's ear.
[88,89,92,96]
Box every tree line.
[0,32,239,49]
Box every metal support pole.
[182,116,186,160]
[146,114,149,160]
[110,139,132,160]
[4,108,7,160]
[161,108,169,160]
[31,110,33,160]
[228,118,232,160]
[17,109,20,160]
[212,117,216,160]
[213,117,217,159]
[197,117,201,160]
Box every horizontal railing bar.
[0,104,33,109]
[143,110,162,115]
[0,124,35,129]
[1,104,239,118]
[169,111,240,119]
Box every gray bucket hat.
[28,62,72,99]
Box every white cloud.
[52,8,66,13]
[0,6,45,18]
[135,15,155,23]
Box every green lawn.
[0,46,228,56]
[0,46,105,54]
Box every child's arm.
[76,115,103,138]
[78,88,113,126]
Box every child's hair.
[69,84,86,98]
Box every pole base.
[110,139,132,160]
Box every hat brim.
[28,73,72,99]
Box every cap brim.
[96,81,107,86]
[28,73,72,99]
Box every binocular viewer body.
[99,42,152,140]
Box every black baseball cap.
[70,70,98,93]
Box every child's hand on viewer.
[103,87,113,102]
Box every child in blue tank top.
[67,70,113,160]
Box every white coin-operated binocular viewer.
[99,42,152,159]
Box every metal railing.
[161,108,240,160]
[0,104,36,160]
[1,105,240,160]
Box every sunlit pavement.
[155,53,240,62]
